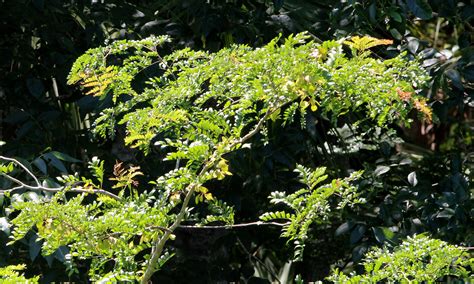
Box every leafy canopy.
[69,33,430,151]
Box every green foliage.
[328,235,472,282]
[202,200,235,225]
[88,156,105,187]
[69,34,431,279]
[68,36,172,103]
[9,188,174,281]
[1,33,433,281]
[71,33,429,156]
[0,163,14,175]
[261,165,364,260]
[3,0,285,160]
[0,264,39,283]
[2,157,172,281]
[343,35,393,56]
[2,1,472,282]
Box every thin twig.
[178,221,289,230]
[0,156,121,201]
[236,237,282,284]
[434,17,442,49]
[52,77,62,109]
[149,225,174,234]
[1,173,26,187]
[237,106,273,144]
[0,178,121,201]
[0,156,40,186]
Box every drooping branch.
[0,156,121,201]
[0,156,41,186]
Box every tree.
[3,34,468,283]
[1,0,472,282]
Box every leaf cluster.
[328,235,472,282]
[261,166,364,260]
[69,33,430,161]
[0,264,39,284]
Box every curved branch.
[0,176,121,201]
[237,106,273,145]
[0,156,40,186]
[0,156,121,201]
[1,172,27,186]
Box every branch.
[140,103,285,283]
[237,106,273,145]
[0,156,40,186]
[0,177,122,201]
[236,237,282,284]
[1,172,27,187]
[178,221,289,230]
[149,225,173,234]
[0,156,121,201]
[140,183,205,283]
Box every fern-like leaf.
[259,211,294,222]
[344,36,393,52]
[81,66,117,97]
